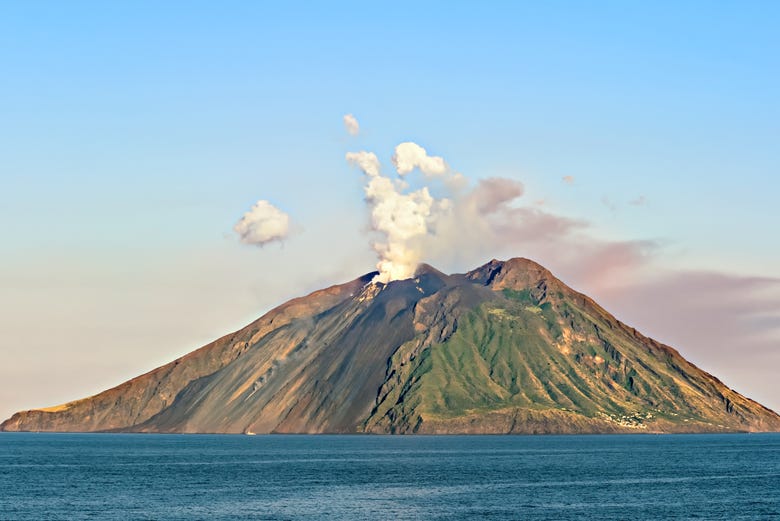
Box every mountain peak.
[414,262,446,278]
[466,257,554,291]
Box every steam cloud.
[347,140,540,284]
[392,142,448,177]
[343,114,360,136]
[234,200,291,247]
[347,148,453,283]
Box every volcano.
[3,258,779,434]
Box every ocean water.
[1,433,779,520]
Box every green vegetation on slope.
[365,282,759,433]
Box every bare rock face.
[3,258,780,434]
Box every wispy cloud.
[601,196,617,212]
[343,113,360,136]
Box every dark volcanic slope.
[3,258,779,434]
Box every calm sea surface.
[1,433,779,520]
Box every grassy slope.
[365,284,777,433]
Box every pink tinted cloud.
[470,177,524,214]
[591,271,780,411]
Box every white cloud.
[233,200,291,247]
[392,142,448,177]
[343,114,360,136]
[345,151,381,178]
[347,146,451,283]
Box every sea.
[1,433,778,520]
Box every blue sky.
[1,1,779,418]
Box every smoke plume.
[346,140,594,284]
[347,141,535,283]
[392,142,448,177]
[234,200,291,247]
[347,148,453,282]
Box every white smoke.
[343,114,360,136]
[234,200,291,247]
[392,142,448,177]
[347,146,457,283]
[345,151,381,177]
[347,140,550,283]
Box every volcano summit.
[3,258,779,434]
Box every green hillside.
[364,260,779,433]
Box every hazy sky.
[2,1,779,420]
